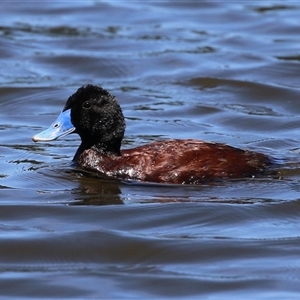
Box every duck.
[32,84,272,184]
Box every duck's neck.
[73,140,122,161]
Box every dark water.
[1,1,300,298]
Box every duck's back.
[78,139,272,184]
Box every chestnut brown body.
[78,139,271,184]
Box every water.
[1,1,300,298]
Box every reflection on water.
[0,1,300,299]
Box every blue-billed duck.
[32,84,272,184]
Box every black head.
[32,85,125,159]
[65,85,125,157]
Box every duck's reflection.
[70,170,124,205]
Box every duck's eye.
[82,101,92,109]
